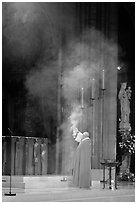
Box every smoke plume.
[62,28,118,133]
[3,2,119,138]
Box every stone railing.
[2,136,48,175]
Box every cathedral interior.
[2,2,135,176]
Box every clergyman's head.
[82,132,89,139]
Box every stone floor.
[2,181,135,202]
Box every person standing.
[73,132,91,188]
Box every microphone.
[8,128,13,135]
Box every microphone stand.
[5,128,16,196]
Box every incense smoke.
[62,28,118,134]
[3,3,118,137]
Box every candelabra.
[90,97,95,158]
[81,105,84,132]
[101,88,106,160]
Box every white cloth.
[75,131,83,143]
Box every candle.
[81,87,84,108]
[102,69,105,89]
[92,78,95,98]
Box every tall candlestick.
[102,69,105,89]
[81,87,84,108]
[92,78,95,98]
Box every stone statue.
[118,82,131,130]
